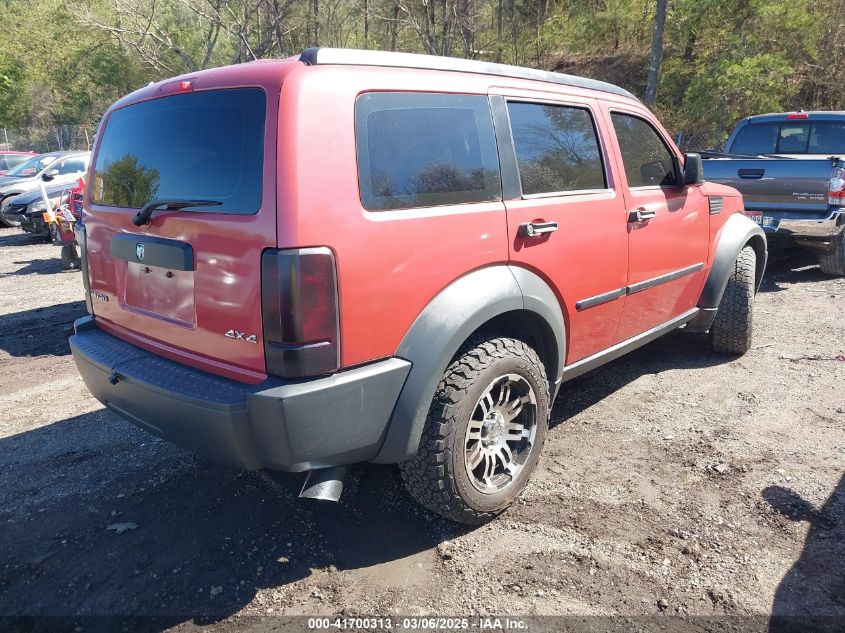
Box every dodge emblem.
[135,243,145,261]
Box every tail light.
[261,247,340,379]
[75,220,93,315]
[830,162,845,207]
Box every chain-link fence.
[673,126,733,153]
[0,125,95,154]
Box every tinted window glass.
[778,123,809,153]
[356,92,501,211]
[611,113,677,187]
[93,88,265,213]
[0,157,6,170]
[7,154,56,177]
[56,157,88,175]
[507,102,605,195]
[731,121,845,154]
[809,123,845,153]
[5,155,30,169]
[731,123,778,154]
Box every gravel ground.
[0,225,843,632]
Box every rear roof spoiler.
[298,47,638,101]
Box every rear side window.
[356,92,501,211]
[507,102,605,195]
[92,88,265,213]
[730,123,778,154]
[611,113,677,188]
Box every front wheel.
[400,337,550,525]
[0,196,21,227]
[710,245,756,354]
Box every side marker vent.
[708,197,724,215]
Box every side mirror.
[42,168,59,182]
[682,153,704,186]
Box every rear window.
[731,121,845,155]
[5,154,30,169]
[355,92,501,211]
[92,88,266,213]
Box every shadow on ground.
[0,409,464,631]
[766,474,845,632]
[0,301,86,357]
[758,246,833,293]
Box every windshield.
[731,121,845,155]
[92,87,266,213]
[6,154,57,178]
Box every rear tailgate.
[702,157,831,215]
[84,63,294,383]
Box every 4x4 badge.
[135,243,145,261]
[225,330,258,344]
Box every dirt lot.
[1,225,843,632]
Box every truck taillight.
[830,163,845,207]
[261,247,340,379]
[74,220,93,315]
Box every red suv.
[71,48,767,524]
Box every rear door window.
[92,88,266,213]
[507,102,605,195]
[355,92,501,211]
[611,113,678,188]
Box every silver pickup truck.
[701,111,845,276]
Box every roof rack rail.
[299,47,637,101]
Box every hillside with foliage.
[0,0,843,148]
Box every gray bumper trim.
[768,209,845,239]
[70,321,411,471]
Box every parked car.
[0,151,36,176]
[1,183,75,237]
[701,111,845,275]
[0,151,90,227]
[69,48,766,524]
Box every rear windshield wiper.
[132,199,222,226]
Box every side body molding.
[687,212,768,333]
[372,265,566,464]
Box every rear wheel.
[818,231,845,276]
[400,337,550,525]
[710,245,756,354]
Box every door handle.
[738,168,765,179]
[518,220,559,238]
[628,208,657,223]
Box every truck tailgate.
[702,157,830,214]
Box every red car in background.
[0,151,36,176]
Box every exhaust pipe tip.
[299,466,348,502]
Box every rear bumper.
[756,208,845,241]
[69,317,411,471]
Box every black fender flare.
[372,265,566,463]
[687,212,767,333]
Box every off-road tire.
[61,244,81,270]
[818,231,845,276]
[710,245,756,354]
[399,337,550,525]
